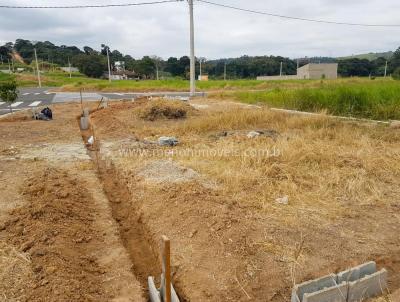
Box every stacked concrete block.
[347,269,387,301]
[337,262,377,284]
[303,282,348,302]
[80,108,90,130]
[291,274,337,302]
[292,261,387,302]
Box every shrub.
[136,98,196,121]
[392,68,400,80]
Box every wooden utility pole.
[106,47,112,82]
[34,48,42,88]
[162,236,171,302]
[384,61,388,78]
[68,57,72,78]
[224,62,227,81]
[280,61,283,77]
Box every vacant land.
[89,98,399,301]
[0,94,399,301]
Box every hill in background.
[338,51,393,61]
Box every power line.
[0,0,180,9]
[197,0,400,28]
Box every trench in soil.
[80,126,187,301]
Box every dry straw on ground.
[134,98,196,121]
[0,242,33,301]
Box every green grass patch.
[232,79,400,120]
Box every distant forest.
[1,39,400,79]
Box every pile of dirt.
[2,168,110,301]
[136,98,196,121]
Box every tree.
[392,68,400,80]
[72,54,107,78]
[389,47,400,73]
[0,81,18,114]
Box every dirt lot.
[0,98,399,302]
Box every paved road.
[0,88,205,116]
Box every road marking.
[29,101,42,107]
[11,102,23,108]
[22,92,30,96]
[34,93,40,95]
[0,102,5,106]
[45,92,54,95]
[114,93,125,96]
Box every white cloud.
[0,0,399,59]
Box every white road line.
[22,92,30,96]
[11,102,23,108]
[34,93,40,95]
[0,102,5,106]
[114,93,125,96]
[29,101,42,107]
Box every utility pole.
[188,0,195,96]
[384,61,388,78]
[34,48,42,88]
[156,63,159,80]
[106,47,112,82]
[8,59,11,73]
[296,59,299,70]
[199,58,202,80]
[224,62,227,81]
[68,57,72,78]
[280,61,283,77]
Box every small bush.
[392,68,400,80]
[136,99,195,121]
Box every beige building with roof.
[257,63,338,81]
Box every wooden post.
[162,236,171,302]
[80,89,83,112]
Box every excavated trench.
[79,124,187,301]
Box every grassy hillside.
[339,51,393,61]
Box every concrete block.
[292,274,337,302]
[303,282,348,302]
[347,269,387,302]
[337,261,376,284]
[80,116,90,130]
[83,108,90,117]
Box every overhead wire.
[197,0,400,28]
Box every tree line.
[1,39,400,79]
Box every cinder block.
[347,269,387,302]
[80,116,90,130]
[292,274,337,302]
[337,261,376,284]
[303,282,348,302]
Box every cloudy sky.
[0,0,399,59]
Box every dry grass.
[0,242,33,301]
[134,98,196,121]
[93,99,400,301]
[117,102,400,227]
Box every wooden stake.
[80,89,83,112]
[162,235,171,302]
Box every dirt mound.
[2,168,111,301]
[136,99,195,121]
